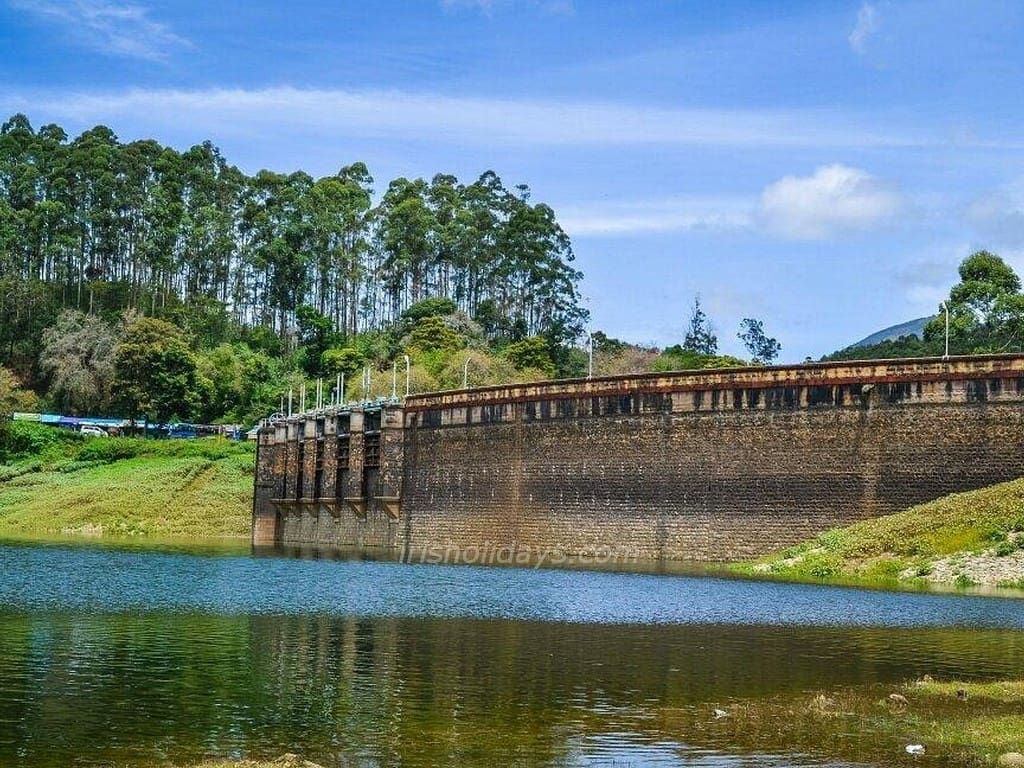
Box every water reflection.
[2,611,1024,767]
[2,543,1024,767]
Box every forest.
[6,115,1021,428]
[1,113,784,426]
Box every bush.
[77,439,146,463]
[995,539,1020,557]
[954,573,976,589]
[0,422,81,462]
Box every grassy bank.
[654,677,1024,766]
[731,478,1024,590]
[0,422,253,541]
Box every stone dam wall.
[253,354,1024,561]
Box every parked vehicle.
[79,426,108,437]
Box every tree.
[294,304,337,376]
[924,251,1024,353]
[683,296,718,355]
[737,318,781,364]
[502,336,555,376]
[0,366,38,414]
[321,347,365,379]
[407,315,463,354]
[113,317,202,422]
[39,309,118,414]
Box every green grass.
[731,478,1024,588]
[0,422,254,541]
[651,677,1024,766]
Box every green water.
[2,542,1024,767]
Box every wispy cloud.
[2,85,982,150]
[848,2,878,55]
[558,197,752,236]
[440,0,574,15]
[965,188,1024,247]
[9,0,188,62]
[759,164,903,240]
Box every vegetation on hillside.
[826,250,1024,361]
[0,422,252,540]
[0,115,781,425]
[733,478,1024,589]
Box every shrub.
[954,573,976,589]
[77,439,146,463]
[995,539,1020,557]
[0,422,81,462]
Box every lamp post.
[403,354,410,397]
[463,357,471,389]
[943,302,950,360]
[587,332,594,379]
[584,293,593,379]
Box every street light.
[463,356,472,388]
[587,332,594,379]
[943,302,950,359]
[403,354,410,397]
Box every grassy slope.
[0,424,254,540]
[731,478,1024,588]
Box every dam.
[253,354,1024,561]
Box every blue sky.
[3,0,1024,359]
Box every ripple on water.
[2,543,1024,768]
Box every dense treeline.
[0,114,596,423]
[0,113,584,355]
[0,115,787,426]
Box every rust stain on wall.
[254,354,1024,561]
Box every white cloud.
[10,0,188,62]
[759,164,902,240]
[1,86,950,150]
[848,2,878,55]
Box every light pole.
[587,332,594,379]
[463,357,471,389]
[403,354,410,397]
[584,294,593,379]
[943,302,950,359]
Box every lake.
[2,542,1024,767]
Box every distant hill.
[849,316,934,348]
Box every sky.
[2,0,1024,360]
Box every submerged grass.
[178,679,1024,767]
[731,477,1024,589]
[0,423,254,541]
[652,678,1024,766]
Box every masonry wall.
[399,358,1024,561]
[256,355,1024,561]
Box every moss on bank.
[0,422,254,540]
[731,478,1024,589]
